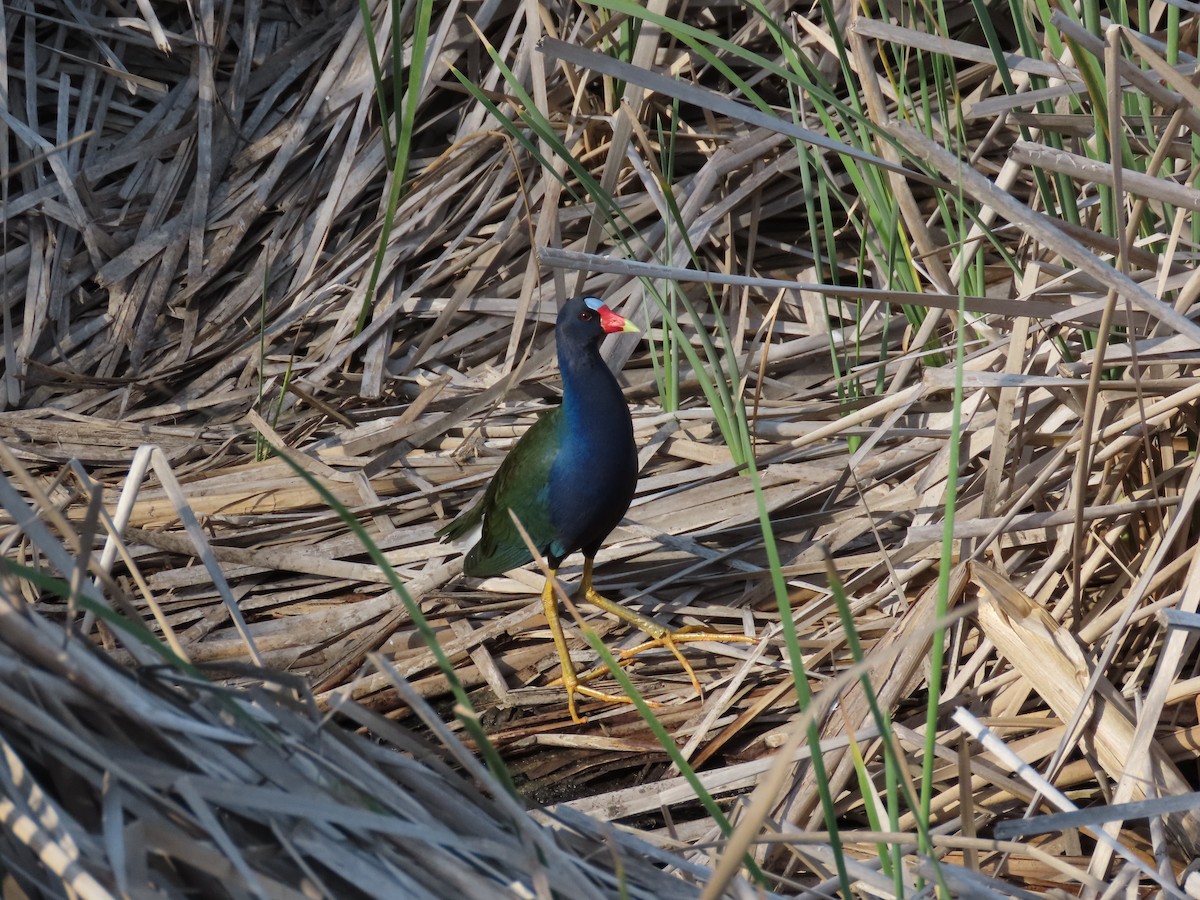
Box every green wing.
[434,492,484,542]
[439,408,563,577]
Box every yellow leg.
[578,558,756,698]
[540,572,638,724]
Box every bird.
[438,296,752,723]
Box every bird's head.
[557,296,640,345]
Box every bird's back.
[448,408,564,577]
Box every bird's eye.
[579,312,592,321]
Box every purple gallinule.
[439,296,750,722]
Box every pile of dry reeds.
[0,540,748,898]
[5,0,1200,895]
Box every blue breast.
[545,381,636,562]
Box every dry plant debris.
[3,0,1200,896]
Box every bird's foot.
[539,573,660,724]
[618,627,757,698]
[580,585,756,700]
[551,672,654,724]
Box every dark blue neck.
[559,339,629,437]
